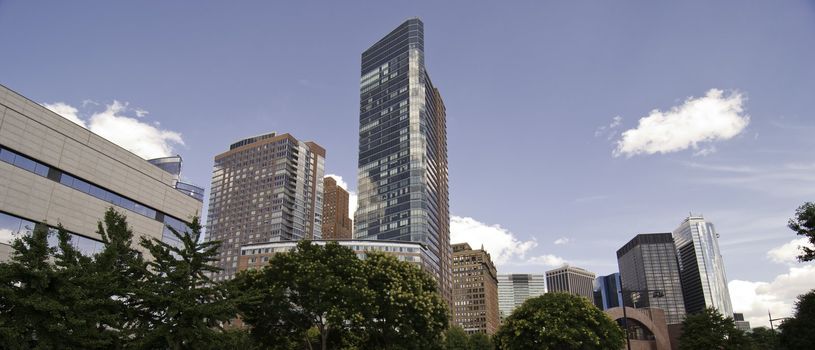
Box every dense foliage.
[788,202,815,262]
[778,289,815,350]
[493,293,624,350]
[442,326,494,350]
[232,240,449,350]
[679,308,749,350]
[0,208,234,349]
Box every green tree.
[494,293,624,350]
[444,326,470,350]
[469,332,495,350]
[679,308,749,350]
[0,223,64,349]
[788,202,815,262]
[233,242,449,350]
[746,327,778,350]
[130,216,235,349]
[778,289,815,350]
[0,209,148,349]
[360,252,449,349]
[233,240,368,350]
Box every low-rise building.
[0,84,202,261]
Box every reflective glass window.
[0,148,14,163]
[12,155,37,172]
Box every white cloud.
[614,89,749,157]
[554,237,570,245]
[89,101,183,159]
[729,264,815,328]
[450,216,537,265]
[43,102,86,128]
[325,174,357,219]
[768,238,814,264]
[526,254,567,267]
[44,100,185,160]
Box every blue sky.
[1,0,813,326]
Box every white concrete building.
[0,84,202,261]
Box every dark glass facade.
[355,18,452,305]
[593,273,623,310]
[617,233,687,324]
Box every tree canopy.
[679,308,748,350]
[232,240,449,350]
[778,289,815,350]
[493,293,624,350]
[0,208,237,349]
[788,202,815,262]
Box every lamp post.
[619,289,664,350]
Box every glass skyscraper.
[355,18,452,304]
[673,216,734,317]
[617,233,687,324]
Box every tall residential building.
[355,18,452,305]
[322,177,352,239]
[545,266,596,300]
[206,132,325,280]
[617,233,687,325]
[673,215,734,317]
[497,274,546,320]
[451,243,499,335]
[593,273,623,310]
[0,84,202,261]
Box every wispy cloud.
[595,116,623,140]
[554,237,570,245]
[574,195,609,204]
[682,161,815,197]
[614,89,750,157]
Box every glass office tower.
[355,18,452,305]
[617,233,687,324]
[673,216,734,317]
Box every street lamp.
[619,289,664,350]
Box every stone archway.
[605,307,672,350]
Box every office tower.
[733,313,751,332]
[355,18,452,305]
[617,233,687,325]
[497,274,546,320]
[673,215,734,316]
[0,84,202,261]
[206,132,325,280]
[322,177,352,239]
[147,155,205,201]
[451,243,499,334]
[545,266,596,300]
[593,273,624,310]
